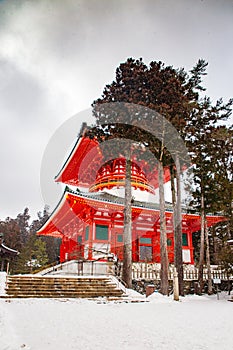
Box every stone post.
[173,267,179,301]
[146,284,155,297]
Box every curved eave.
[55,136,102,187]
[184,213,227,232]
[54,135,173,189]
[37,188,226,237]
[37,189,69,238]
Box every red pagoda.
[38,125,225,265]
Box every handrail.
[110,274,127,295]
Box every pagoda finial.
[79,122,88,137]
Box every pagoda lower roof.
[37,188,226,238]
[0,243,19,257]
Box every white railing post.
[173,267,179,301]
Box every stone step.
[6,286,118,292]
[5,293,123,298]
[5,289,123,295]
[6,282,117,287]
[7,277,110,283]
[6,282,116,287]
[5,275,124,299]
[7,287,120,294]
[8,275,109,281]
[6,284,119,288]
[3,291,123,298]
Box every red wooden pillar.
[152,224,160,263]
[109,215,115,255]
[132,223,137,262]
[188,229,194,264]
[167,233,174,263]
[81,221,85,257]
[60,236,66,263]
[88,216,94,260]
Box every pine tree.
[89,57,232,293]
[30,206,60,264]
[90,58,200,293]
[0,206,54,273]
[186,97,232,293]
[15,235,36,274]
[32,238,49,268]
[0,217,22,252]
[16,208,30,244]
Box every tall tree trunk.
[198,190,205,293]
[158,160,169,295]
[170,165,176,209]
[122,145,132,288]
[212,226,218,264]
[205,224,213,294]
[174,154,184,296]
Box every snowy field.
[0,290,232,350]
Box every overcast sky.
[0,0,233,221]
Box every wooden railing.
[37,260,231,282]
[131,262,231,281]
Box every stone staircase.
[3,275,124,298]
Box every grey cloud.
[0,60,47,124]
[0,0,232,220]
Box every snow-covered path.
[0,293,232,350]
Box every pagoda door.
[138,235,153,262]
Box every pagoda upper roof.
[54,134,171,189]
[37,187,226,238]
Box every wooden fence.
[131,263,231,281]
[37,260,231,282]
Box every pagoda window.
[77,235,82,244]
[85,226,89,241]
[167,238,172,246]
[139,237,152,244]
[117,234,123,243]
[182,233,188,246]
[96,225,109,241]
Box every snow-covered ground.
[0,272,6,296]
[0,290,232,350]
